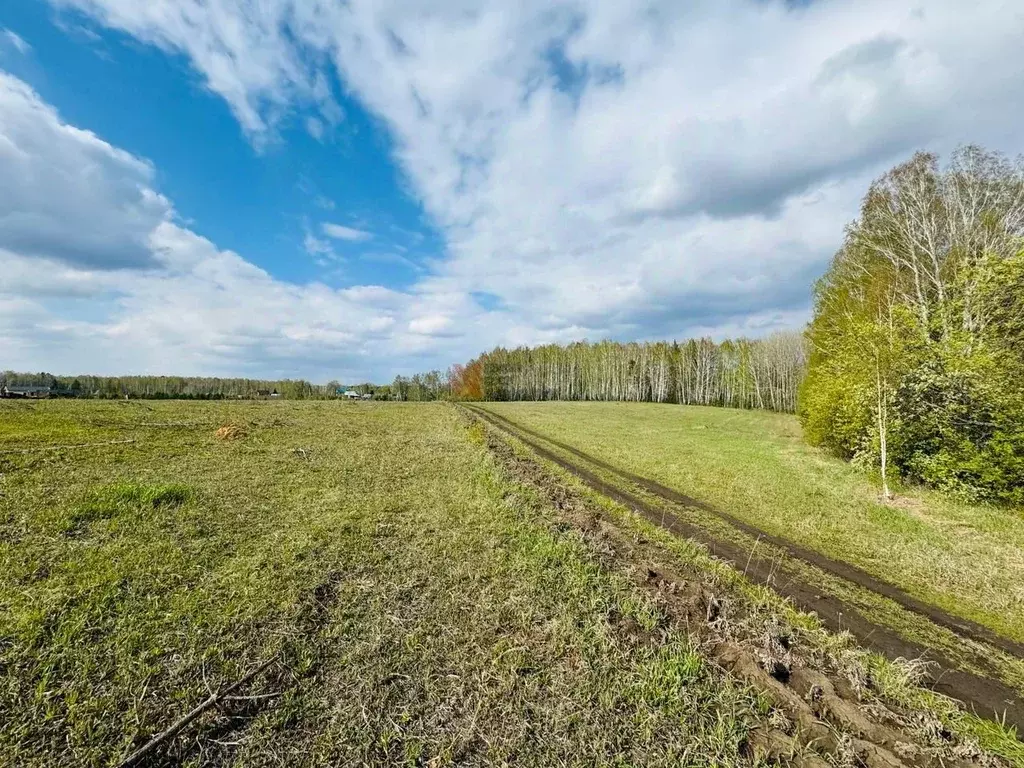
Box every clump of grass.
[64,481,191,532]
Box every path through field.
[466,404,1024,741]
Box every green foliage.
[891,344,1024,503]
[66,482,192,532]
[801,147,1024,504]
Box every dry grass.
[214,423,248,440]
[0,400,772,767]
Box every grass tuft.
[64,482,192,532]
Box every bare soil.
[466,405,1024,742]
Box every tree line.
[801,146,1023,504]
[1,372,341,400]
[447,333,807,412]
[0,370,454,402]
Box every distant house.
[343,389,361,399]
[1,385,52,399]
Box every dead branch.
[115,655,277,768]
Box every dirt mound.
[214,424,248,441]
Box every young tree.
[803,146,1024,502]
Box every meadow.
[2,399,1021,766]
[482,401,1024,644]
[1,399,768,767]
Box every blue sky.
[1,1,440,291]
[2,1,1023,382]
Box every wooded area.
[801,146,1024,503]
[448,333,807,412]
[0,373,331,400]
[0,371,452,402]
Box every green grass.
[0,400,770,767]
[481,401,1024,645]
[481,411,1024,764]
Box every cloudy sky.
[1,1,1022,382]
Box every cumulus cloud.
[0,73,496,380]
[49,0,342,139]
[15,0,1024,378]
[0,73,171,269]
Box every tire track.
[465,405,1024,736]
[470,405,1024,659]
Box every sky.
[1,1,1023,383]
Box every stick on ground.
[116,655,277,768]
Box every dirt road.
[466,404,1024,739]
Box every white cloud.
[48,0,343,141]
[303,231,333,256]
[0,73,490,380]
[408,313,453,336]
[322,222,373,242]
[305,115,324,141]
[16,0,1024,378]
[2,29,31,54]
[0,73,171,269]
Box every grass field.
[481,402,1024,644]
[1,399,774,767]
[2,399,1021,767]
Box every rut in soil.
[465,405,1024,737]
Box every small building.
[343,389,361,399]
[1,385,52,399]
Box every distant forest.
[0,373,333,400]
[448,333,806,412]
[0,371,451,402]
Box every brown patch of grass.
[214,423,248,440]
